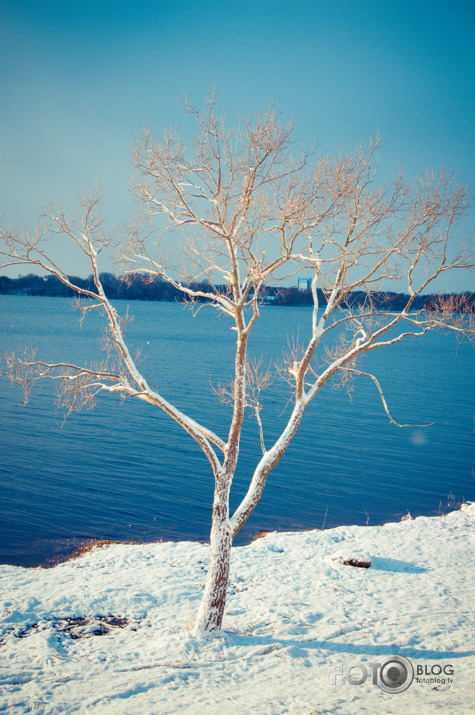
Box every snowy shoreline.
[2,500,464,570]
[1,504,474,713]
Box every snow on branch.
[212,357,274,455]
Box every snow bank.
[1,504,474,714]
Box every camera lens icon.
[377,654,414,693]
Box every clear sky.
[1,0,474,289]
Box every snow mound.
[1,505,475,714]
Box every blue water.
[0,296,473,566]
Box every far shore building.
[297,278,312,291]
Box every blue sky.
[1,0,474,289]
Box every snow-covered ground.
[1,504,474,714]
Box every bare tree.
[1,92,473,633]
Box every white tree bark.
[193,474,232,633]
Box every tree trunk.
[193,485,232,633]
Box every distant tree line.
[269,286,475,312]
[0,272,473,312]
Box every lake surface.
[0,295,474,566]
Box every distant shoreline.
[1,274,474,312]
